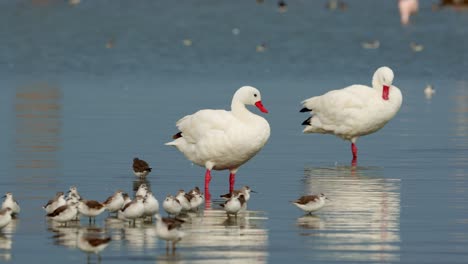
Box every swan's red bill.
[382,85,389,100]
[255,101,269,113]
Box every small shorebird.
[121,193,132,208]
[163,195,182,217]
[410,42,424,52]
[135,184,149,197]
[102,190,125,214]
[424,84,435,99]
[78,200,106,223]
[43,192,67,214]
[0,208,13,229]
[133,158,152,178]
[119,196,145,225]
[143,192,159,221]
[77,228,111,262]
[47,200,79,226]
[220,186,255,202]
[155,214,184,252]
[291,194,329,214]
[67,186,81,200]
[1,193,20,216]
[220,194,246,217]
[175,190,192,212]
[361,40,380,49]
[187,187,204,211]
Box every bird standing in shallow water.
[300,66,402,165]
[1,193,20,216]
[292,194,329,214]
[166,86,270,199]
[133,158,152,178]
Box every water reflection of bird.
[155,214,184,252]
[398,0,419,25]
[77,228,111,263]
[296,215,324,230]
[303,166,401,262]
[300,67,402,165]
[166,86,270,197]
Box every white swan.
[300,66,402,164]
[166,86,270,195]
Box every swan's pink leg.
[229,173,235,193]
[351,143,358,166]
[205,169,212,203]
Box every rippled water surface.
[0,0,468,263]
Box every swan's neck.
[231,101,253,120]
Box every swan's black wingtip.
[300,107,311,113]
[302,117,311,126]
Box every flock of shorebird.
[1,66,402,257]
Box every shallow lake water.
[0,0,468,263]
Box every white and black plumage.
[301,66,402,164]
[175,190,192,212]
[291,194,328,214]
[47,201,79,226]
[220,194,246,217]
[102,190,125,214]
[43,192,67,214]
[67,186,81,200]
[220,186,255,202]
[165,86,270,193]
[135,184,148,197]
[118,196,145,225]
[143,192,159,221]
[0,208,13,229]
[1,193,20,216]
[78,200,106,223]
[162,195,182,216]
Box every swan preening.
[301,66,402,164]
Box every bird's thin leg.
[205,169,212,203]
[229,173,236,193]
[351,143,358,166]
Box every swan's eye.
[254,93,257,97]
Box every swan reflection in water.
[297,166,401,262]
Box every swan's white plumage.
[302,67,402,143]
[166,86,270,172]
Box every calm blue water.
[0,0,468,263]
